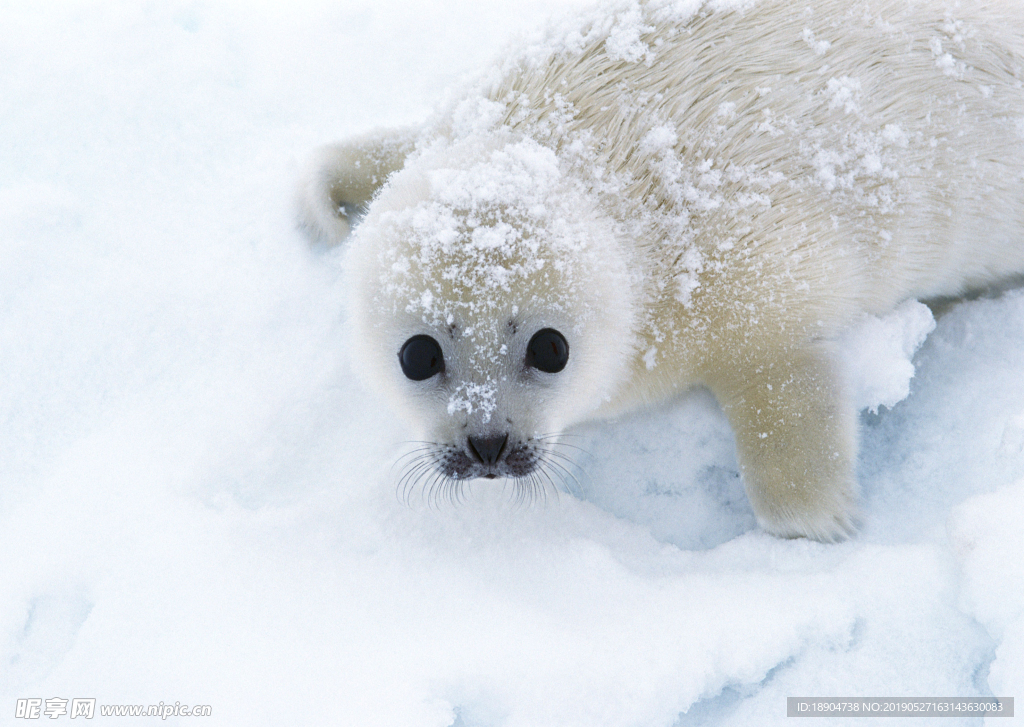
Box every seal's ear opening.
[525,328,569,373]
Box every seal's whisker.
[536,440,591,456]
[435,473,458,509]
[389,436,586,509]
[396,450,433,473]
[538,444,584,475]
[547,442,591,457]
[528,474,543,506]
[393,446,434,466]
[542,447,580,468]
[536,457,566,497]
[423,469,446,510]
[395,458,421,499]
[510,476,527,509]
[549,461,568,496]
[507,474,532,509]
[521,473,538,507]
[389,448,432,484]
[508,478,521,508]
[433,472,456,511]
[531,435,592,457]
[534,432,586,440]
[444,476,465,507]
[532,468,557,504]
[397,457,435,505]
[541,455,586,499]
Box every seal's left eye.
[399,335,444,381]
[525,328,569,373]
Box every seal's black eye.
[525,328,569,373]
[399,335,444,381]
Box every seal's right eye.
[525,328,569,373]
[399,335,444,381]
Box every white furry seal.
[299,0,1024,541]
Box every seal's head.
[345,136,636,496]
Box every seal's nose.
[467,434,508,466]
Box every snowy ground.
[2,1,1023,725]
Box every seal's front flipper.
[297,127,417,245]
[712,343,860,542]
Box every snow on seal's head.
[345,131,636,493]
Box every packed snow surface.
[1,1,1023,725]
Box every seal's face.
[346,137,636,495]
[395,325,570,482]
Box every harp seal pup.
[299,0,1024,541]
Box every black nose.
[467,434,508,466]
